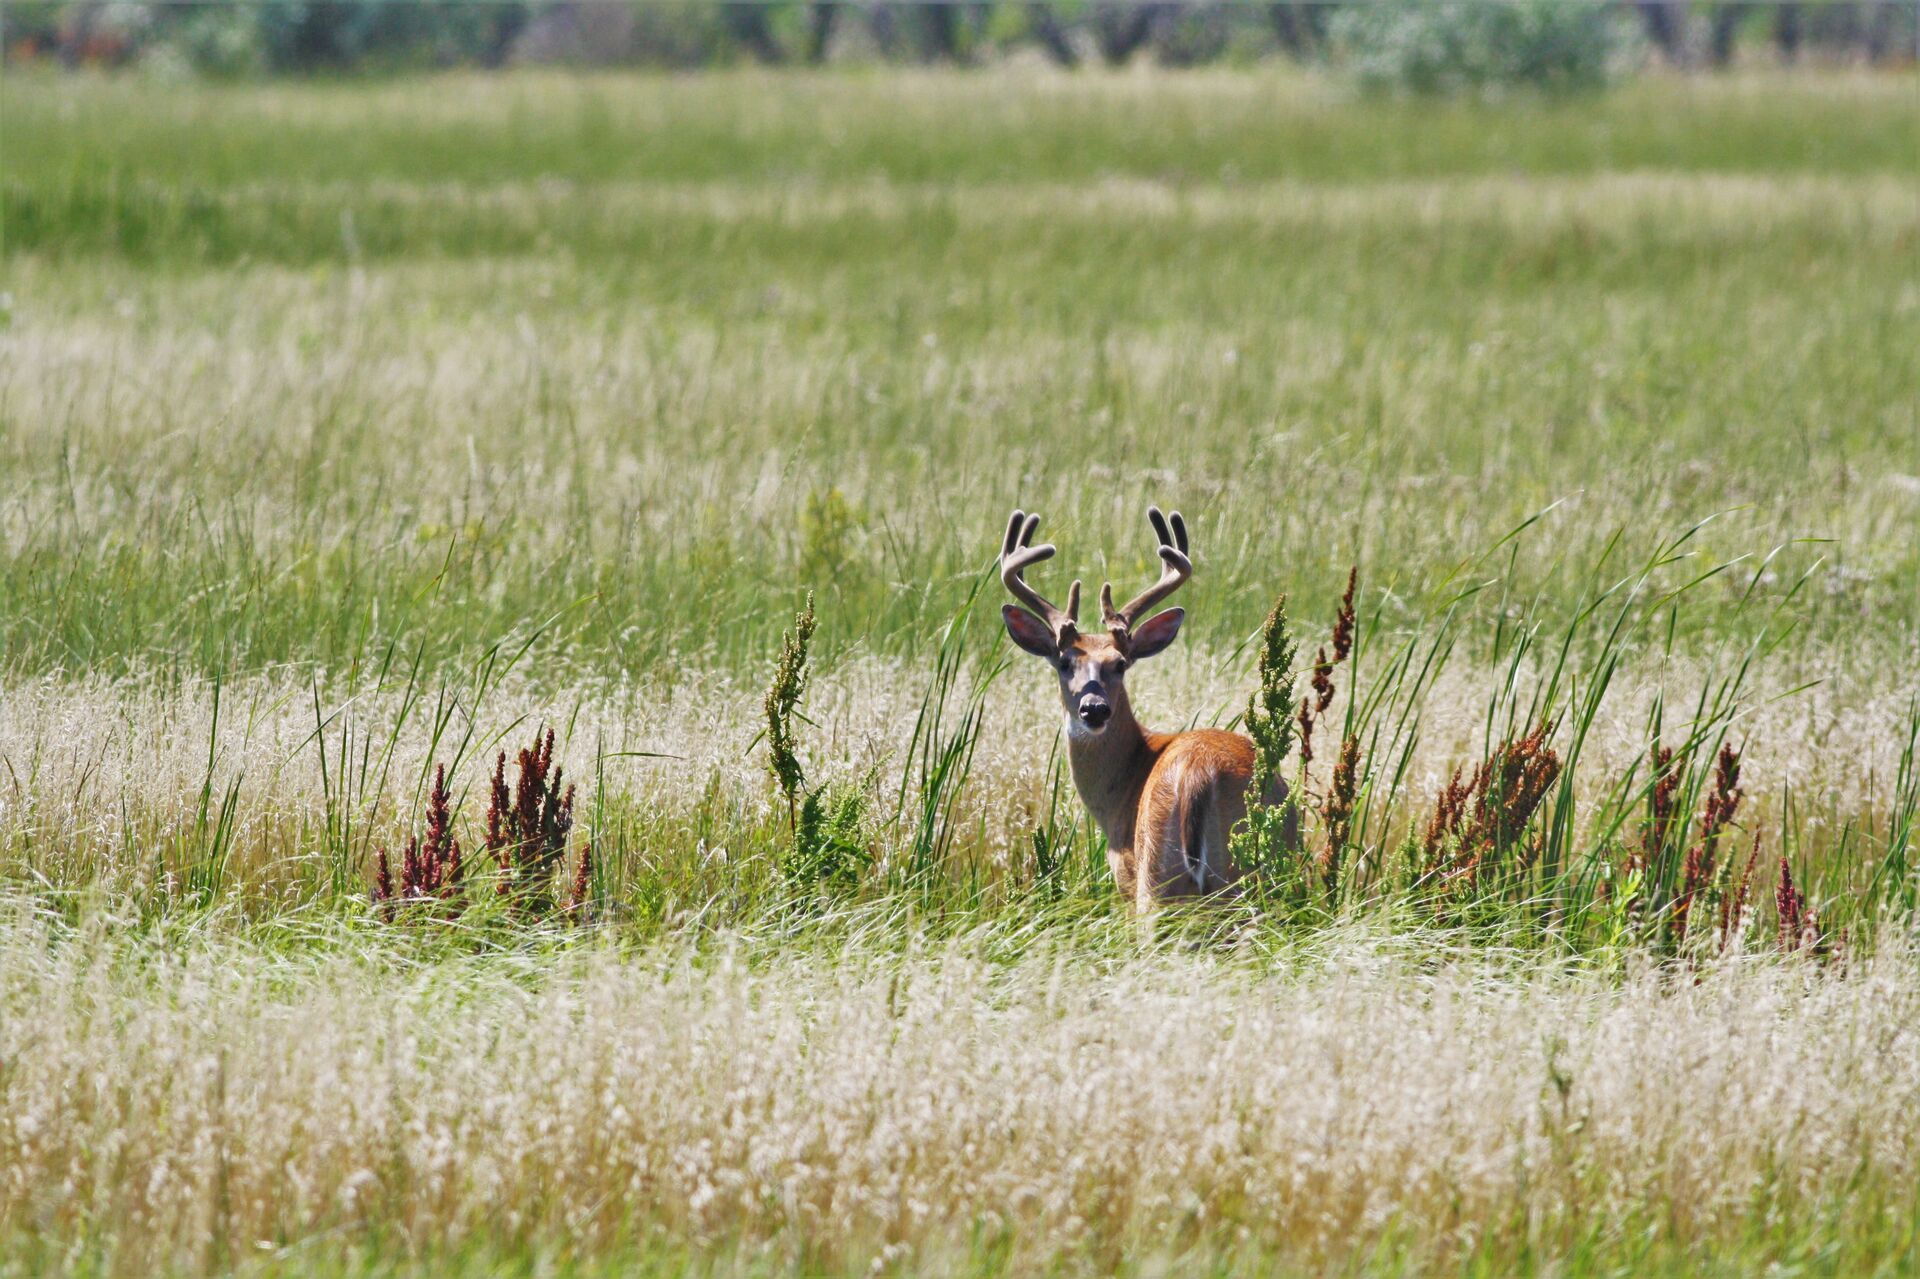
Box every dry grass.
[0,648,1912,912]
[1,67,1916,1273]
[2,906,1915,1275]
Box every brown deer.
[999,506,1293,906]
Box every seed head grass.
[0,65,1915,1276]
[2,904,1918,1276]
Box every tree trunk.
[1093,2,1168,66]
[868,2,903,58]
[920,2,962,62]
[1708,1,1746,66]
[1818,3,1864,60]
[1864,0,1902,62]
[805,2,838,63]
[722,4,787,64]
[1027,3,1079,67]
[1633,0,1687,64]
[480,7,533,69]
[1268,3,1311,58]
[1774,2,1803,62]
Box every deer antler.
[1001,509,1080,643]
[1101,505,1191,636]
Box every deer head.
[999,506,1191,736]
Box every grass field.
[1,67,1918,1275]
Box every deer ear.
[1002,605,1061,659]
[1125,608,1184,661]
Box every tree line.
[7,1,1915,76]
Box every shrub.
[143,4,267,76]
[799,489,862,588]
[485,726,578,914]
[1332,0,1631,97]
[786,779,873,896]
[139,2,534,75]
[1154,4,1232,68]
[370,726,593,923]
[763,592,817,832]
[1229,594,1306,902]
[763,593,873,898]
[622,2,732,68]
[1416,722,1563,899]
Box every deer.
[999,506,1295,907]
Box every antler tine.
[1106,505,1193,633]
[1161,507,1189,556]
[999,509,1079,639]
[1001,509,1031,561]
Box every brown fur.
[1000,505,1291,907]
[1053,633,1291,907]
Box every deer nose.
[1077,696,1111,729]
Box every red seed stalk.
[1322,734,1361,894]
[1635,742,1679,875]
[368,725,577,922]
[485,727,578,910]
[569,842,595,917]
[1675,743,1742,944]
[1300,567,1359,774]
[1775,855,1829,956]
[372,846,395,917]
[1421,722,1561,892]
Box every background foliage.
[6,0,1915,80]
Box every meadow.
[1,66,1918,1275]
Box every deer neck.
[1065,692,1156,850]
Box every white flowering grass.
[1,906,1915,1276]
[0,66,1916,1276]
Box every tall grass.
[1,75,1915,684]
[3,903,1918,1278]
[0,506,1906,956]
[0,65,1917,1276]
